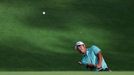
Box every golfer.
[75,41,110,71]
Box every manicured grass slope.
[0,0,134,71]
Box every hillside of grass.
[0,0,134,71]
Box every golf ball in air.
[43,11,45,14]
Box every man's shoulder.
[89,45,98,48]
[88,45,100,51]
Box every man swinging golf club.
[75,41,110,71]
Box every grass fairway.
[0,72,134,75]
[0,0,134,71]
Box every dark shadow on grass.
[0,36,86,71]
[0,0,75,30]
[1,0,133,32]
[1,0,134,31]
[22,8,70,30]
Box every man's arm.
[86,52,103,69]
[96,51,102,68]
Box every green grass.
[0,72,134,75]
[0,0,134,71]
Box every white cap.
[76,41,84,46]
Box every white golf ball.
[43,11,45,15]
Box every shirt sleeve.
[92,45,101,55]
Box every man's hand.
[96,64,101,69]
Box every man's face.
[76,45,86,54]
